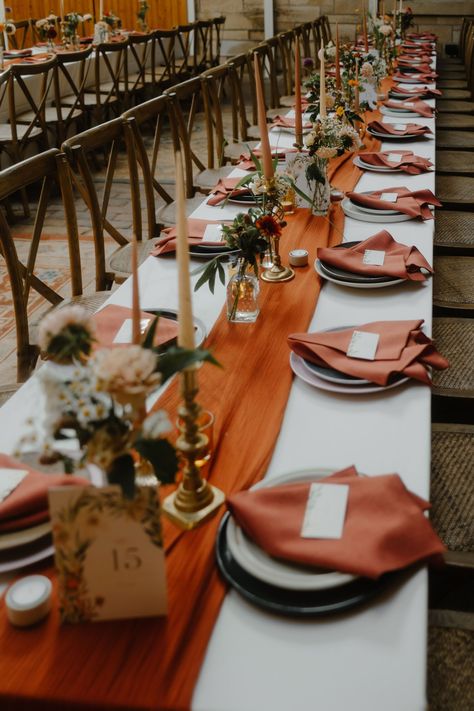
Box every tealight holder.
[162,368,225,529]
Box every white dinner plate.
[290,352,410,395]
[342,198,415,223]
[0,521,51,552]
[140,308,208,348]
[226,469,356,591]
[348,195,400,216]
[353,156,402,173]
[314,259,406,289]
[380,106,423,119]
[367,128,426,141]
[0,537,54,573]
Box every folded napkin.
[207,177,251,206]
[228,466,445,579]
[368,120,432,137]
[92,304,179,349]
[271,116,312,130]
[151,218,228,256]
[237,148,297,171]
[317,230,433,281]
[5,53,51,66]
[391,85,442,99]
[346,186,441,220]
[0,454,89,533]
[393,71,437,82]
[398,57,433,67]
[408,32,437,41]
[288,319,449,386]
[383,99,434,118]
[358,150,433,175]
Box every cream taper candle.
[253,53,274,180]
[335,23,341,90]
[175,152,195,350]
[131,231,141,345]
[294,37,303,147]
[319,44,326,119]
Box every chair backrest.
[8,56,57,156]
[195,19,213,71]
[253,42,281,111]
[91,39,128,115]
[122,94,178,241]
[128,32,154,101]
[175,23,198,79]
[0,148,81,381]
[211,16,225,67]
[311,19,323,63]
[62,117,129,291]
[200,63,240,169]
[277,31,296,97]
[226,52,258,142]
[10,20,34,50]
[53,46,93,144]
[296,22,314,60]
[320,15,332,44]
[150,28,177,91]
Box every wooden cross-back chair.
[320,15,332,44]
[211,16,225,67]
[311,19,323,65]
[195,20,213,72]
[86,39,128,123]
[146,28,177,93]
[9,20,35,50]
[62,117,153,287]
[122,94,204,234]
[0,148,109,381]
[164,75,233,194]
[296,22,314,61]
[174,23,197,80]
[52,46,94,143]
[225,52,262,149]
[127,32,154,106]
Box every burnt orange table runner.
[0,130,382,710]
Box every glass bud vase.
[311,158,330,217]
[226,261,260,323]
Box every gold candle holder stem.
[162,368,225,529]
[261,178,295,283]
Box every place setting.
[380,98,435,119]
[367,120,433,140]
[388,85,442,100]
[216,464,446,616]
[205,177,263,207]
[342,186,441,223]
[151,218,240,260]
[353,149,433,174]
[314,229,433,289]
[287,319,449,396]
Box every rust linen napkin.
[92,304,179,349]
[151,218,228,256]
[0,454,89,533]
[288,319,449,385]
[271,116,312,129]
[228,467,445,579]
[393,71,437,82]
[207,177,251,206]
[391,85,442,99]
[368,120,432,137]
[237,148,297,171]
[358,149,433,175]
[345,186,441,219]
[383,99,434,118]
[317,230,433,281]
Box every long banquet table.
[0,77,437,710]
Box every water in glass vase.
[226,271,260,323]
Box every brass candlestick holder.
[261,178,295,283]
[162,368,225,530]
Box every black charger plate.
[216,513,403,617]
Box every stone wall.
[196,0,474,56]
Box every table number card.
[48,485,167,623]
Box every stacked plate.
[314,241,405,289]
[341,195,414,223]
[216,469,402,616]
[0,520,54,574]
[353,155,403,173]
[380,105,426,119]
[366,125,427,141]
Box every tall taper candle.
[294,37,303,147]
[399,0,402,13]
[319,44,326,118]
[354,58,360,112]
[335,23,341,90]
[60,0,64,19]
[253,53,274,180]
[363,10,369,52]
[131,232,141,345]
[99,0,103,19]
[175,152,195,350]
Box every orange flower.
[256,214,282,239]
[348,79,359,87]
[336,106,344,117]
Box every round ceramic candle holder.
[6,575,52,627]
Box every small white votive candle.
[5,575,52,627]
[288,249,309,267]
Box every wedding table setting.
[0,8,449,711]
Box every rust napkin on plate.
[237,148,297,171]
[288,319,449,385]
[317,230,433,281]
[228,466,445,579]
[383,99,434,118]
[92,304,179,349]
[271,116,312,130]
[207,177,251,206]
[358,149,433,175]
[346,186,441,219]
[398,54,433,64]
[393,71,437,82]
[368,120,432,137]
[391,85,442,99]
[151,218,228,256]
[0,454,89,533]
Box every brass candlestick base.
[261,235,295,282]
[162,369,224,530]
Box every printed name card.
[0,469,28,503]
[301,483,349,539]
[386,153,403,163]
[202,224,225,242]
[113,318,151,344]
[48,485,167,623]
[363,249,385,266]
[380,192,399,203]
[347,330,380,361]
[393,124,407,131]
[403,102,415,107]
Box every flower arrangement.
[137,0,149,30]
[304,73,362,125]
[24,305,216,498]
[305,116,361,181]
[102,10,121,31]
[63,12,92,39]
[35,15,58,43]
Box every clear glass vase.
[311,158,330,217]
[226,262,260,323]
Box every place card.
[380,192,399,203]
[347,330,380,361]
[393,124,408,130]
[113,318,150,344]
[386,153,403,163]
[202,224,224,242]
[0,469,28,503]
[301,482,349,539]
[49,485,167,623]
[403,102,415,107]
[363,249,385,266]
